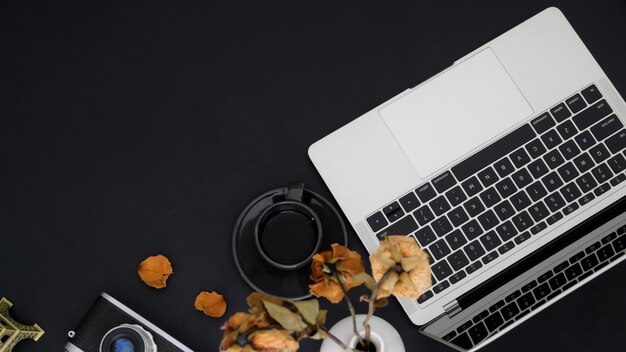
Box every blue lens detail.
[112,338,136,352]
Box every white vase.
[319,314,405,352]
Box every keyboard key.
[464,196,486,217]
[478,210,499,230]
[448,249,470,271]
[531,112,556,134]
[533,282,552,300]
[464,240,486,261]
[514,231,532,245]
[537,270,554,283]
[493,200,515,221]
[466,261,483,274]
[541,171,564,192]
[527,181,548,202]
[557,120,578,141]
[448,206,470,227]
[449,271,467,285]
[581,84,602,103]
[576,173,598,193]
[480,231,502,252]
[554,261,569,273]
[578,192,596,206]
[558,162,580,183]
[399,192,420,212]
[526,138,547,158]
[601,232,617,245]
[416,183,437,203]
[566,94,587,114]
[489,300,506,313]
[586,241,602,254]
[605,129,626,153]
[530,221,547,235]
[484,312,504,332]
[431,195,452,216]
[560,182,582,203]
[510,148,532,168]
[573,153,595,173]
[521,280,538,293]
[551,103,572,122]
[591,164,613,184]
[473,310,490,324]
[497,220,519,241]
[433,280,451,294]
[563,203,579,216]
[541,129,562,149]
[477,167,500,188]
[462,219,484,240]
[544,192,566,212]
[367,212,388,232]
[548,272,567,290]
[597,244,616,262]
[383,202,404,222]
[607,154,626,173]
[442,330,457,341]
[613,235,626,252]
[569,251,584,264]
[501,302,520,321]
[498,241,516,255]
[559,140,581,160]
[430,239,452,260]
[564,263,583,280]
[546,212,564,225]
[573,99,613,130]
[610,174,626,187]
[494,158,515,177]
[589,143,611,163]
[414,205,435,225]
[505,290,521,303]
[480,187,501,208]
[528,159,550,178]
[433,171,457,193]
[482,251,499,265]
[462,176,484,197]
[592,115,623,143]
[468,322,489,345]
[432,216,454,236]
[414,226,437,247]
[452,124,536,181]
[510,190,532,211]
[581,253,599,271]
[376,215,419,240]
[512,168,533,188]
[517,292,536,310]
[451,332,472,350]
[496,178,517,198]
[417,290,434,304]
[543,150,565,169]
[446,230,468,251]
[432,260,453,281]
[575,130,597,151]
[446,186,467,207]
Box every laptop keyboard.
[444,224,626,349]
[366,84,626,305]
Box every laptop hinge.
[443,300,462,318]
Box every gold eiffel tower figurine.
[0,297,44,352]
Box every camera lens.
[100,324,157,352]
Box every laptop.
[308,7,626,351]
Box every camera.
[65,293,193,352]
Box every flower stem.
[332,266,365,347]
[363,265,402,347]
[324,329,358,351]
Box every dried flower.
[370,236,431,299]
[309,244,365,303]
[195,291,227,318]
[249,329,299,351]
[137,255,173,289]
[220,312,270,351]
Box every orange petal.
[194,291,227,318]
[309,281,344,303]
[137,255,173,289]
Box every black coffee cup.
[254,182,323,270]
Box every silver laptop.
[309,7,626,351]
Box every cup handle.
[286,182,305,202]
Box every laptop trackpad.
[380,48,533,179]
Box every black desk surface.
[2,1,626,351]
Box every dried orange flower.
[249,329,299,351]
[137,254,173,289]
[309,244,365,303]
[220,312,270,351]
[370,236,431,299]
[195,291,227,318]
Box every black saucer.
[232,185,348,300]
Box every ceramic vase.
[319,314,405,352]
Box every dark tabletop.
[2,1,626,351]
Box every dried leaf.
[263,301,307,332]
[352,272,377,292]
[194,291,227,318]
[292,299,319,325]
[137,254,173,289]
[374,297,389,308]
[247,292,283,314]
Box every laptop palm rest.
[380,48,533,179]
